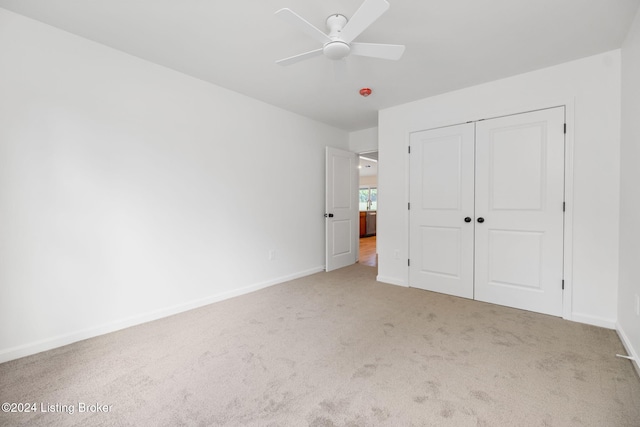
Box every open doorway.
[358,151,377,267]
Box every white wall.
[618,7,640,372]
[349,127,378,153]
[0,9,348,362]
[360,176,377,187]
[379,51,621,328]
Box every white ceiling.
[1,0,638,131]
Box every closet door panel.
[409,124,475,299]
[474,107,565,316]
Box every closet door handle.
[464,217,472,223]
[477,217,485,223]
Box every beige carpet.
[1,264,639,426]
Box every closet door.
[409,124,475,299]
[474,107,565,316]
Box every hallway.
[358,236,376,267]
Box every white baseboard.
[570,312,617,329]
[616,323,640,378]
[377,275,408,287]
[0,266,324,364]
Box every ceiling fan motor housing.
[323,14,350,60]
[323,41,350,60]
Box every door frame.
[407,102,575,321]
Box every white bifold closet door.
[409,107,565,316]
[409,123,476,299]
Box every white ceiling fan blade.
[339,0,390,44]
[276,48,323,66]
[351,42,405,60]
[275,8,331,44]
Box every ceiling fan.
[275,0,405,66]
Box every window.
[359,187,377,211]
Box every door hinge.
[562,280,565,290]
[408,259,410,267]
[564,123,567,134]
[563,202,565,212]
[408,146,411,154]
[408,202,410,210]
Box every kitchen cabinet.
[360,211,376,237]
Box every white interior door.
[409,124,475,298]
[326,147,358,272]
[474,107,565,316]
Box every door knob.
[477,217,485,223]
[324,213,334,218]
[464,217,472,223]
